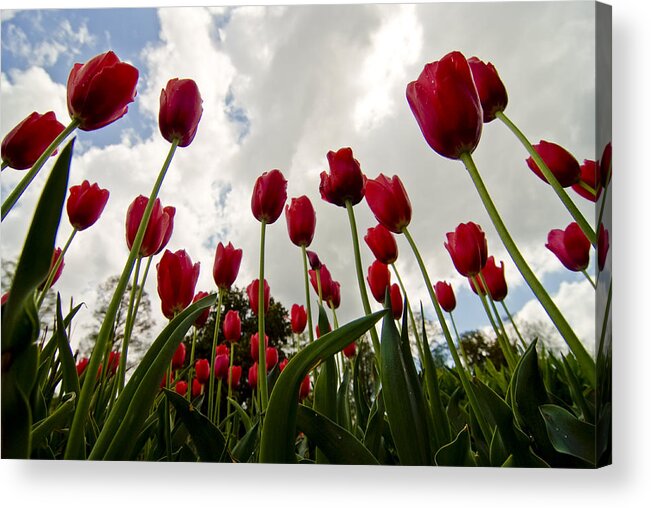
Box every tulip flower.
[470,256,508,302]
[328,281,341,310]
[364,174,412,234]
[266,347,279,371]
[526,141,581,188]
[223,310,242,343]
[467,57,508,123]
[251,169,288,224]
[246,279,270,316]
[598,224,609,271]
[434,281,456,312]
[406,51,483,159]
[171,342,186,370]
[175,381,188,396]
[389,283,403,319]
[195,359,210,385]
[309,264,334,302]
[319,147,366,207]
[545,222,590,272]
[214,353,230,380]
[192,291,211,328]
[444,222,488,277]
[306,250,322,270]
[600,142,612,187]
[343,341,357,358]
[299,375,311,401]
[291,304,308,334]
[212,241,243,290]
[39,248,64,290]
[279,358,289,371]
[76,357,89,377]
[159,78,203,147]
[66,180,110,231]
[285,195,316,247]
[156,249,200,319]
[107,351,120,377]
[572,160,601,202]
[365,224,398,264]
[67,51,139,131]
[191,378,203,398]
[250,333,269,361]
[248,362,259,388]
[215,344,230,358]
[228,365,242,388]
[1,111,66,170]
[367,260,391,304]
[126,196,175,257]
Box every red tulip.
[389,283,403,319]
[192,291,211,328]
[308,264,334,302]
[212,241,243,290]
[215,343,230,358]
[600,142,612,187]
[250,333,269,360]
[469,256,508,302]
[159,78,203,147]
[228,366,242,388]
[67,51,139,131]
[572,160,601,202]
[444,222,488,277]
[598,224,609,271]
[191,378,203,398]
[1,292,8,307]
[546,222,590,272]
[343,341,357,358]
[251,169,287,224]
[406,51,483,159]
[246,278,270,316]
[195,359,210,384]
[76,357,89,377]
[367,260,391,304]
[467,57,508,123]
[306,250,322,270]
[223,310,242,343]
[329,281,341,310]
[434,281,456,312]
[291,304,307,333]
[279,358,289,371]
[266,347,279,371]
[215,353,230,380]
[126,195,175,257]
[365,224,398,264]
[319,147,366,207]
[364,174,412,234]
[66,180,110,231]
[171,342,186,370]
[285,195,316,247]
[299,374,311,401]
[39,247,64,290]
[160,371,174,389]
[156,249,200,319]
[248,362,259,388]
[107,351,120,377]
[526,141,581,187]
[175,381,188,396]
[1,111,66,169]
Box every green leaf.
[232,421,259,463]
[435,426,477,466]
[227,397,252,432]
[336,363,352,431]
[540,404,596,466]
[363,389,385,461]
[259,310,386,463]
[31,393,76,450]
[54,294,80,397]
[353,354,370,430]
[296,405,379,465]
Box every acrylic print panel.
[0,1,611,466]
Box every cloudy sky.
[1,2,601,354]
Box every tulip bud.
[76,357,89,377]
[367,260,391,304]
[248,362,259,388]
[467,57,508,123]
[215,343,230,358]
[175,381,188,396]
[192,291,211,328]
[195,359,210,385]
[598,224,609,272]
[156,249,200,319]
[328,281,341,310]
[364,174,412,234]
[434,281,456,313]
[299,374,311,401]
[526,141,581,188]
[365,224,398,264]
[343,341,357,359]
[66,180,110,231]
[600,142,612,187]
[171,342,186,370]
[546,222,590,272]
[39,248,64,290]
[285,195,316,247]
[308,264,334,302]
[306,250,322,270]
[191,378,203,398]
[291,304,308,334]
[228,365,242,388]
[251,169,288,224]
[572,160,601,202]
[159,78,203,147]
[215,354,230,380]
[108,351,120,377]
[444,222,488,277]
[266,347,279,371]
[212,241,243,290]
[223,310,242,343]
[279,358,289,371]
[319,147,366,207]
[126,195,175,257]
[469,256,508,302]
[389,283,403,320]
[67,51,139,131]
[1,111,66,169]
[250,333,269,360]
[246,278,270,316]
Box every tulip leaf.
[54,294,81,397]
[31,393,76,450]
[435,426,477,466]
[363,389,385,461]
[353,353,370,429]
[336,363,352,431]
[259,310,386,463]
[540,404,596,466]
[227,397,252,432]
[232,422,259,463]
[296,405,379,465]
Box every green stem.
[164,364,172,460]
[1,160,9,170]
[36,228,77,309]
[501,301,527,350]
[577,180,596,196]
[478,272,518,365]
[597,181,609,234]
[301,245,315,343]
[115,255,142,394]
[208,289,225,422]
[496,111,596,246]
[596,281,612,364]
[225,342,236,438]
[402,226,492,442]
[2,119,80,221]
[460,151,596,388]
[329,301,340,329]
[390,262,425,365]
[582,269,596,289]
[188,328,197,401]
[257,221,269,411]
[316,268,323,307]
[65,139,179,459]
[449,312,472,371]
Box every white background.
[0,0,649,506]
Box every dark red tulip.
[328,281,341,310]
[251,169,287,224]
[545,222,590,272]
[343,341,357,358]
[572,160,601,202]
[467,57,508,123]
[389,283,403,319]
[250,333,269,360]
[192,291,211,328]
[444,222,488,277]
[469,256,508,302]
[175,381,188,396]
[1,111,66,169]
[107,351,120,377]
[406,51,483,159]
[157,249,200,319]
[600,142,612,187]
[279,358,289,371]
[39,247,64,290]
[223,310,242,343]
[285,195,316,247]
[365,224,398,264]
[76,357,89,377]
[215,353,230,380]
[299,374,311,401]
[367,260,391,304]
[67,51,139,131]
[434,281,456,312]
[215,344,230,359]
[171,342,186,370]
[291,304,307,334]
[1,292,8,307]
[66,180,110,231]
[365,174,412,234]
[248,362,258,388]
[126,195,175,257]
[212,241,243,290]
[306,250,322,270]
[266,347,278,371]
[309,264,334,302]
[159,78,203,147]
[228,366,242,388]
[319,147,366,207]
[526,141,581,187]
[598,224,609,271]
[246,278,270,316]
[195,359,210,384]
[191,378,203,398]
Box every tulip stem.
[1,119,80,221]
[582,269,596,289]
[257,220,269,412]
[577,180,597,197]
[390,263,425,364]
[225,342,236,439]
[597,182,609,235]
[35,228,77,310]
[495,111,596,246]
[402,226,492,442]
[301,246,315,343]
[1,161,8,171]
[500,301,527,350]
[478,272,519,365]
[316,268,323,307]
[116,256,142,394]
[449,312,472,371]
[188,328,198,401]
[208,288,225,422]
[66,139,179,459]
[345,200,382,364]
[460,151,596,388]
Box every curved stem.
[301,245,315,343]
[36,228,77,309]
[496,111,596,246]
[460,151,596,388]
[116,256,142,393]
[208,289,225,422]
[257,221,269,411]
[501,301,527,350]
[2,119,80,221]
[582,269,596,289]
[390,262,425,364]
